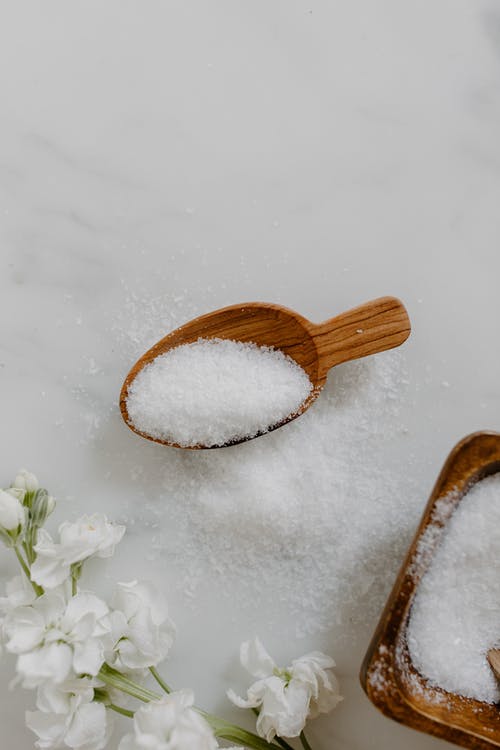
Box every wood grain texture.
[488,651,500,682]
[119,296,410,449]
[311,296,411,376]
[360,432,500,750]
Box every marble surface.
[1,1,500,748]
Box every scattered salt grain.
[407,474,500,703]
[111,290,420,638]
[125,338,313,447]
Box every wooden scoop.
[119,295,411,449]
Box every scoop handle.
[311,296,411,375]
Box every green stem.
[108,703,135,718]
[300,731,313,750]
[14,546,42,596]
[23,539,32,566]
[149,666,171,694]
[98,664,161,703]
[209,717,284,750]
[100,665,284,750]
[14,545,31,579]
[70,562,83,596]
[28,525,39,564]
[275,737,296,750]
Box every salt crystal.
[125,338,313,447]
[407,474,500,703]
[87,357,100,376]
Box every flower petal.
[18,642,73,687]
[73,638,105,677]
[240,637,276,678]
[26,710,68,748]
[226,688,258,709]
[65,701,110,750]
[3,606,45,653]
[31,531,70,590]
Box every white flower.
[31,514,125,589]
[0,488,25,532]
[289,651,342,719]
[26,685,111,750]
[227,637,342,741]
[13,468,39,493]
[3,590,111,687]
[109,581,175,670]
[118,690,217,750]
[0,575,37,656]
[0,574,37,614]
[36,677,98,714]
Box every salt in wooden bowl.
[360,431,500,750]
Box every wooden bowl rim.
[360,431,500,749]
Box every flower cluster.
[228,638,342,742]
[0,471,175,750]
[120,691,221,750]
[0,471,342,750]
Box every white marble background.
[1,1,500,748]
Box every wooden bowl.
[360,431,500,749]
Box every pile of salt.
[111,291,418,639]
[407,474,500,703]
[126,338,313,447]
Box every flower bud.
[31,490,56,528]
[13,469,39,494]
[0,489,26,533]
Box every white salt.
[110,290,420,639]
[125,338,313,447]
[407,474,500,703]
